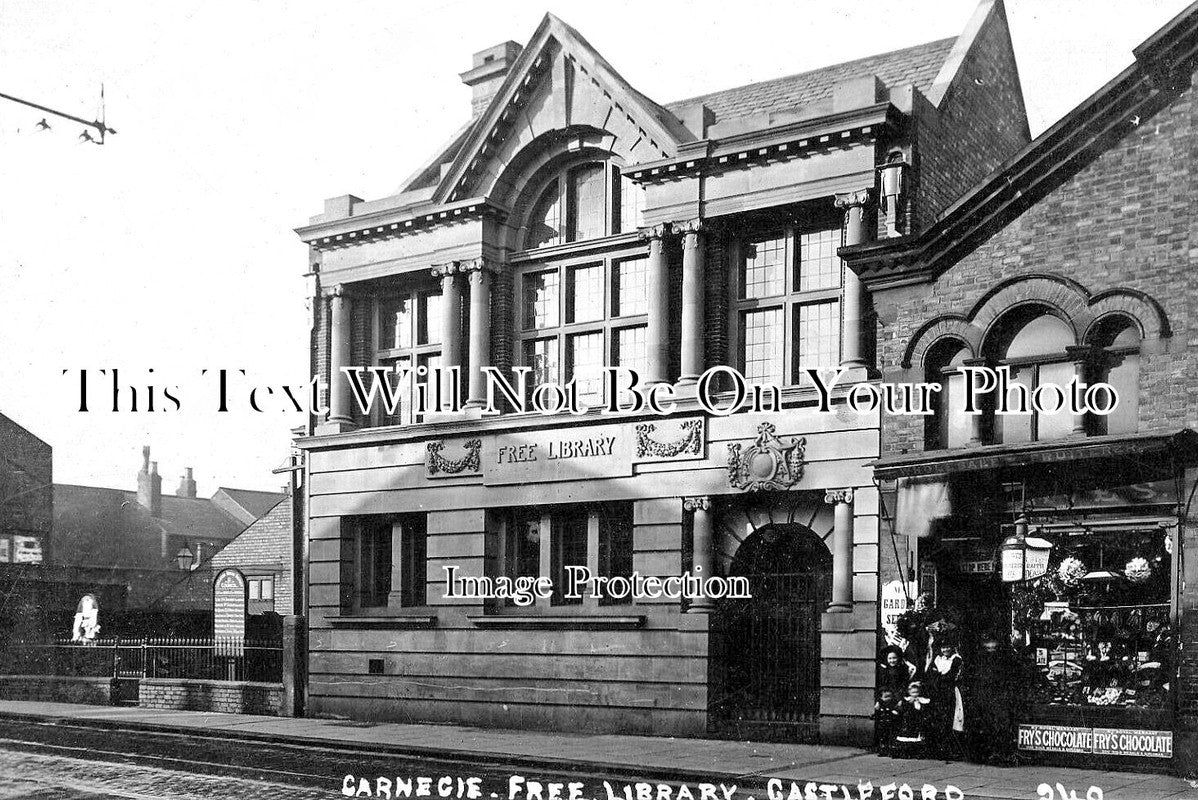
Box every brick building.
[0,412,52,641]
[842,0,1198,771]
[294,1,1027,744]
[209,494,296,618]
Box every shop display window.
[1011,526,1173,711]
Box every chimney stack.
[460,41,523,117]
[177,467,197,498]
[137,446,162,518]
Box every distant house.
[209,496,295,618]
[0,412,52,641]
[50,447,284,636]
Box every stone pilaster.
[835,189,874,379]
[683,496,713,612]
[640,223,672,385]
[824,488,855,613]
[677,220,706,387]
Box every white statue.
[71,594,101,643]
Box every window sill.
[325,614,437,629]
[467,614,645,630]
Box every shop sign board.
[0,537,9,563]
[1017,724,1172,758]
[880,580,916,643]
[13,536,42,564]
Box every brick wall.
[872,63,1198,766]
[210,499,292,614]
[139,678,282,715]
[912,1,1029,233]
[0,413,52,551]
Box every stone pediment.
[435,13,693,205]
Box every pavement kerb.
[0,708,823,793]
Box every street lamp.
[175,546,193,571]
[1001,516,1053,582]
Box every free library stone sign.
[485,429,633,485]
[425,417,707,484]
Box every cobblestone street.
[0,745,337,800]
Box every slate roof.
[664,38,956,122]
[214,487,286,521]
[52,484,247,571]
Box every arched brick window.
[1088,315,1141,436]
[983,308,1076,444]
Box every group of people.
[874,630,1020,764]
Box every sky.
[0,0,1188,493]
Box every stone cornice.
[296,197,507,251]
[624,103,901,185]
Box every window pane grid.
[796,301,840,373]
[524,337,559,389]
[568,264,604,323]
[741,308,784,385]
[798,228,842,291]
[523,270,560,329]
[568,165,606,242]
[614,257,648,317]
[741,235,786,299]
[568,332,604,399]
[614,325,647,374]
[618,174,645,234]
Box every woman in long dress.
[924,637,965,759]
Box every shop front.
[874,430,1194,771]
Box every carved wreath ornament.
[635,419,703,459]
[727,423,806,491]
[427,439,482,476]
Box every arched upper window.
[986,309,1077,444]
[924,339,970,450]
[522,161,644,250]
[1089,315,1141,436]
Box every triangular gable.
[434,13,693,204]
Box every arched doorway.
[710,522,832,742]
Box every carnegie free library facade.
[294,2,1029,744]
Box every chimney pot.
[177,466,198,499]
[138,447,163,518]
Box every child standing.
[894,681,932,759]
[874,688,902,756]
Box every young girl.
[894,681,932,759]
[71,594,101,644]
[878,645,918,697]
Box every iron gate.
[710,523,831,742]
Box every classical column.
[326,284,356,430]
[835,190,874,375]
[432,262,463,408]
[463,259,493,408]
[824,488,855,613]
[683,496,714,612]
[641,224,672,385]
[1066,345,1096,436]
[677,220,706,386]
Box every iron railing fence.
[1,636,282,683]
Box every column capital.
[324,283,347,299]
[431,261,460,279]
[824,488,854,505]
[675,218,704,236]
[682,496,711,513]
[637,222,672,241]
[835,188,874,210]
[459,257,499,274]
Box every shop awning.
[869,429,1198,480]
